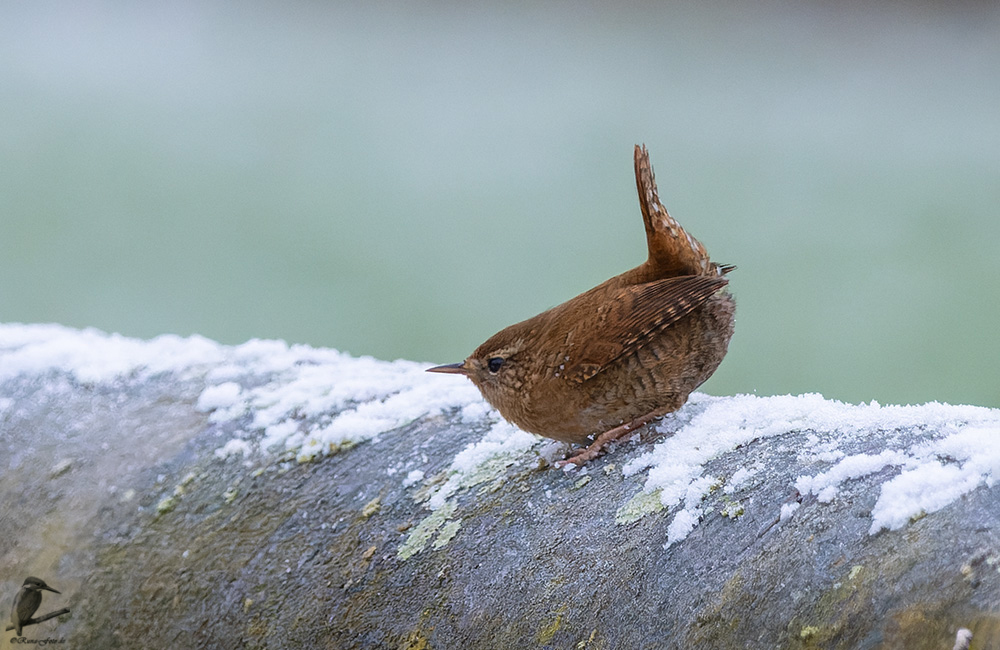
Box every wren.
[428,145,735,465]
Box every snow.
[0,323,225,383]
[196,381,243,412]
[794,450,911,497]
[624,393,1000,542]
[402,470,425,487]
[0,322,485,464]
[779,502,800,521]
[723,466,756,494]
[868,462,979,533]
[215,438,252,459]
[665,508,700,546]
[424,420,538,511]
[3,323,1000,544]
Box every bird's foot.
[555,407,671,468]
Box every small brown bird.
[429,145,735,465]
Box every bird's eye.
[487,357,504,373]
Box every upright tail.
[634,144,716,277]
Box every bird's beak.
[426,362,468,375]
[42,586,60,594]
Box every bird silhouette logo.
[6,577,69,638]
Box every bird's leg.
[555,405,674,468]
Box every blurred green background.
[1,2,997,407]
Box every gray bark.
[1,328,998,649]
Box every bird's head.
[426,327,532,416]
[21,577,60,594]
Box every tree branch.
[5,608,70,632]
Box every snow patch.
[779,501,800,521]
[665,508,701,547]
[623,393,1000,541]
[196,381,242,412]
[214,438,252,459]
[723,466,757,494]
[425,421,539,511]
[0,323,224,383]
[0,323,490,464]
[403,470,425,487]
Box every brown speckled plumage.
[429,145,735,465]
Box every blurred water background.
[1,1,997,407]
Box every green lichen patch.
[536,605,567,645]
[411,470,450,504]
[432,520,462,549]
[296,438,356,463]
[792,562,873,646]
[399,628,431,650]
[456,454,519,492]
[173,471,197,496]
[576,628,603,649]
[397,501,458,560]
[615,488,665,525]
[156,495,178,515]
[477,477,506,496]
[720,497,744,519]
[361,496,381,519]
[423,447,533,513]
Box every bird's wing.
[563,274,728,383]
